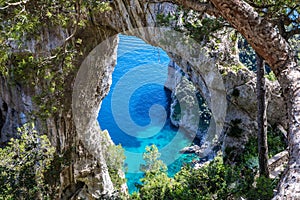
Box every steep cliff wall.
[0,24,120,198]
[0,76,32,146]
[165,61,211,140]
[166,58,286,161]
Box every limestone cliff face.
[0,25,119,198]
[166,56,286,160]
[221,66,287,162]
[0,76,32,146]
[0,0,288,199]
[0,2,180,199]
[166,61,211,140]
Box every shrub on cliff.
[0,123,55,199]
[131,145,276,200]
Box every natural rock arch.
[0,1,288,198]
[69,0,287,195]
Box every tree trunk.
[208,0,300,198]
[256,53,269,178]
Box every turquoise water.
[98,35,197,193]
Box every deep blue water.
[98,35,196,193]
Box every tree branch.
[209,1,300,199]
[64,0,81,43]
[244,1,276,9]
[209,0,295,74]
[287,5,300,17]
[286,28,300,40]
[146,0,219,16]
[0,0,28,10]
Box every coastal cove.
[97,35,201,193]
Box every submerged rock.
[180,145,201,154]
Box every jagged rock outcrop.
[166,61,210,140]
[221,66,287,162]
[0,0,288,199]
[166,58,287,161]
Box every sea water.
[98,34,197,193]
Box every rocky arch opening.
[72,27,227,194]
[96,33,214,192]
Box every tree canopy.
[0,123,55,199]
